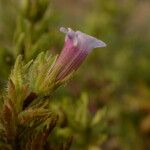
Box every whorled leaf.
[28,51,59,95]
[0,99,17,144]
[18,108,55,126]
[19,108,58,150]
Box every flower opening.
[54,27,107,81]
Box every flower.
[54,27,106,81]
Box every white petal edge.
[60,27,68,34]
[60,27,107,51]
[76,31,106,48]
[60,27,77,42]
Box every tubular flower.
[54,27,106,81]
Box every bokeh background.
[0,0,150,149]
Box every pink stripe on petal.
[56,49,88,80]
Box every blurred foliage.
[0,0,62,80]
[0,0,150,150]
[49,93,107,150]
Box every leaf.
[75,93,89,128]
[19,108,58,150]
[7,80,16,102]
[10,55,23,91]
[28,52,59,95]
[1,99,17,142]
[91,108,107,127]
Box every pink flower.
[55,27,106,81]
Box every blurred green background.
[0,0,150,149]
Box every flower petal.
[60,27,106,53]
[76,31,106,52]
[60,27,77,43]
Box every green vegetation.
[0,0,150,150]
